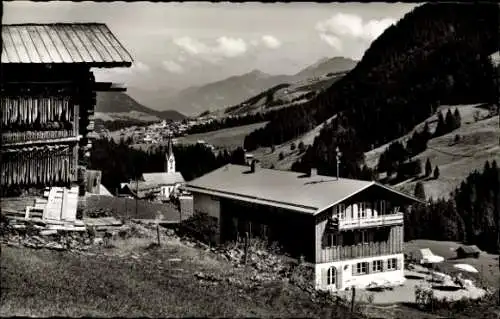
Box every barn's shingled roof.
[184,164,424,214]
[2,23,133,67]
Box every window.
[380,200,386,215]
[327,267,336,285]
[337,204,345,219]
[387,258,398,271]
[357,230,369,245]
[343,231,355,246]
[374,229,388,242]
[327,233,338,247]
[372,260,383,273]
[355,262,369,275]
[359,202,366,218]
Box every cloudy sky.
[4,1,419,91]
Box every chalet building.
[140,135,185,201]
[184,162,424,292]
[1,23,133,200]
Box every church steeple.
[165,134,176,173]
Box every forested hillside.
[405,160,500,253]
[244,3,499,179]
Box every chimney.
[250,160,260,173]
[310,168,318,177]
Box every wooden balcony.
[330,213,404,231]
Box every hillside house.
[1,23,132,221]
[455,245,481,259]
[184,162,423,292]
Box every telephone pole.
[489,51,500,304]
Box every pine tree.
[414,181,426,200]
[433,165,440,179]
[445,108,455,132]
[453,108,462,129]
[435,111,446,137]
[425,158,432,177]
[298,141,305,153]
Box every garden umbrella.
[453,264,478,273]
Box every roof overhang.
[1,62,132,68]
[183,184,317,214]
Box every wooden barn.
[1,23,133,197]
[184,163,424,292]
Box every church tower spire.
[165,134,175,173]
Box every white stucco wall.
[314,253,405,291]
[193,192,221,220]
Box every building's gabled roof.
[184,164,425,215]
[125,181,159,192]
[456,245,481,254]
[1,23,133,67]
[142,172,185,186]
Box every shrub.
[180,212,220,245]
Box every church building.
[141,135,185,201]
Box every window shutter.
[365,262,370,274]
[396,258,401,270]
[321,267,329,288]
[336,267,342,290]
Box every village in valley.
[1,2,500,319]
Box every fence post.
[350,287,356,316]
[244,231,249,265]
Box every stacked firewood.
[1,145,75,186]
[1,96,75,132]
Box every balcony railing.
[329,213,404,231]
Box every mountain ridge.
[95,92,187,122]
[134,56,357,116]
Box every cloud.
[162,60,184,74]
[173,36,248,63]
[261,35,281,49]
[216,36,247,57]
[113,61,150,74]
[316,13,395,52]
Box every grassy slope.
[2,237,498,319]
[94,111,161,123]
[0,240,348,318]
[364,104,499,199]
[176,122,268,150]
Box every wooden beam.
[93,82,127,92]
[2,136,80,148]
